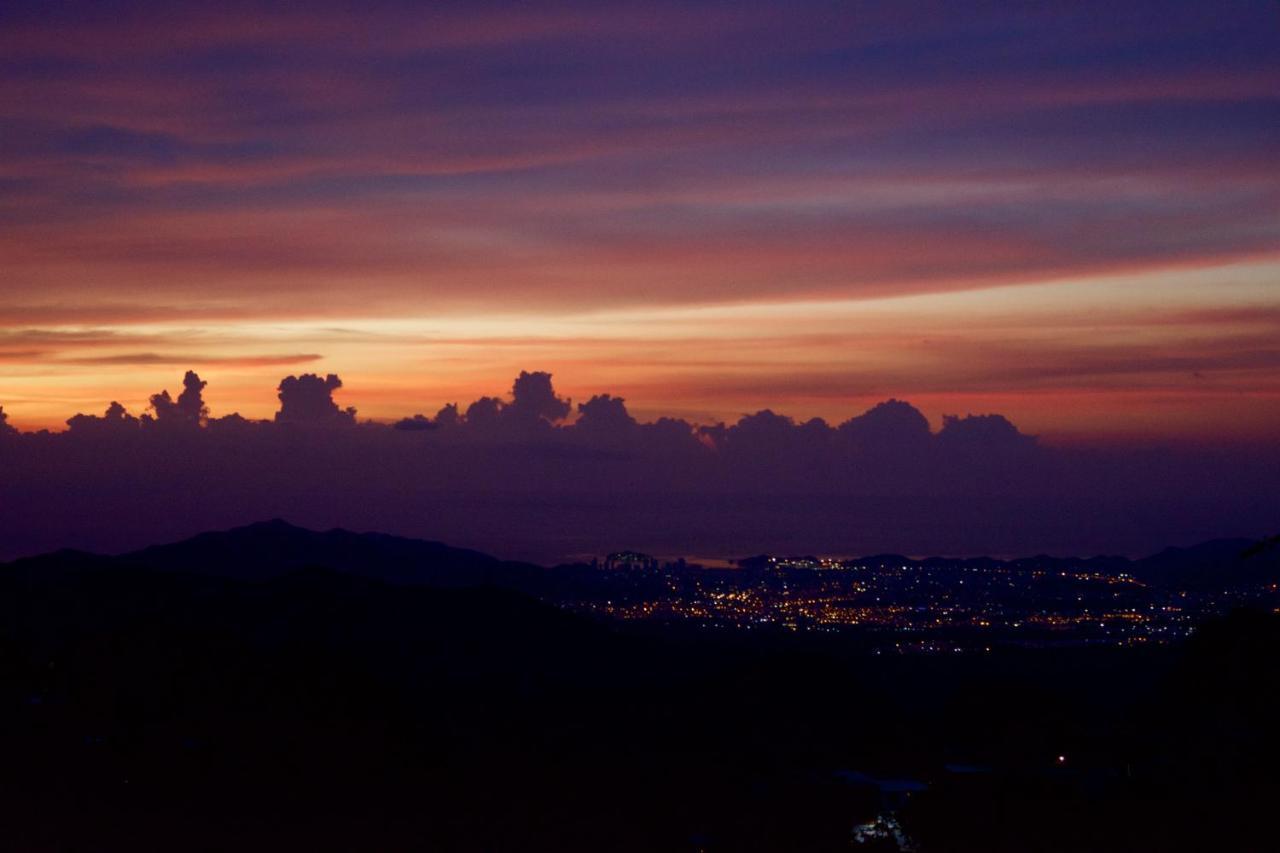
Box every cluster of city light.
[562,553,1280,652]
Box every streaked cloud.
[58,352,323,367]
[0,0,1276,439]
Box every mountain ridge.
[3,520,1276,592]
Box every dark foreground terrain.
[2,525,1278,851]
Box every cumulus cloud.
[207,412,259,433]
[276,373,357,425]
[434,403,461,429]
[838,399,932,453]
[641,417,702,454]
[148,370,208,427]
[506,371,571,427]
[393,414,436,432]
[65,401,140,435]
[0,368,1275,563]
[937,413,1037,453]
[463,396,504,431]
[575,394,637,440]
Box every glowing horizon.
[2,1,1277,443]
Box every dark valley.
[3,523,1278,851]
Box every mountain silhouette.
[1131,538,1280,590]
[10,519,550,594]
[756,540,1279,590]
[8,521,1276,598]
[3,524,1280,850]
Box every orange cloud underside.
[3,260,1277,444]
[2,3,1278,442]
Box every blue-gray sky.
[1,0,1278,442]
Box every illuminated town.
[560,551,1280,651]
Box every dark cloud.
[838,399,932,453]
[207,411,259,433]
[938,413,1037,453]
[641,417,702,456]
[393,414,436,432]
[575,394,637,441]
[148,370,208,427]
[65,400,141,435]
[434,403,461,429]
[0,406,16,437]
[275,373,356,425]
[506,370,571,427]
[1,368,1275,562]
[463,396,504,431]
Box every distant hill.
[0,531,896,851]
[3,522,1280,850]
[1131,538,1280,590]
[745,538,1279,591]
[7,519,550,595]
[881,539,1279,590]
[4,521,1276,598]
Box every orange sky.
[2,2,1278,443]
[4,258,1278,443]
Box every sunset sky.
[2,0,1278,443]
